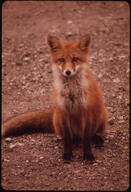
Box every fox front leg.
[62,123,73,161]
[83,120,95,161]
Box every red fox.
[2,34,108,161]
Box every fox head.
[47,34,90,77]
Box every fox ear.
[78,34,90,51]
[47,35,61,52]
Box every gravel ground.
[2,1,130,190]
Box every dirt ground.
[1,1,130,191]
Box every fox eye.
[58,58,65,62]
[72,57,79,62]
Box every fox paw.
[63,152,73,161]
[83,153,95,162]
[92,134,104,147]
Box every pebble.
[9,142,24,149]
[96,160,101,163]
[113,78,120,83]
[109,119,114,125]
[49,29,56,33]
[40,156,44,160]
[30,139,35,142]
[118,55,126,59]
[92,163,98,166]
[19,43,24,48]
[66,32,72,37]
[74,170,80,174]
[24,52,31,57]
[9,143,17,149]
[4,159,10,162]
[118,96,122,101]
[5,137,12,142]
[58,159,61,162]
[124,146,128,150]
[17,143,24,147]
[56,135,62,140]
[106,134,114,139]
[119,120,124,124]
[16,62,23,66]
[48,70,52,73]
[20,169,25,175]
[24,57,30,61]
[109,57,113,61]
[119,116,124,120]
[111,93,116,98]
[98,73,103,79]
[67,20,73,24]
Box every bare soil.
[1,1,130,191]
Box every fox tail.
[2,109,54,137]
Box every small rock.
[119,55,126,59]
[126,100,129,106]
[24,57,30,61]
[74,170,80,174]
[49,29,56,33]
[96,160,101,163]
[67,20,73,24]
[107,134,114,139]
[56,135,62,140]
[9,143,17,149]
[58,159,61,162]
[38,50,44,54]
[66,32,72,37]
[92,163,98,166]
[98,73,103,79]
[109,119,114,125]
[19,43,24,48]
[48,70,52,73]
[119,120,124,124]
[119,116,123,120]
[17,142,24,147]
[20,169,25,176]
[109,57,113,61]
[16,62,23,66]
[113,78,120,83]
[124,146,128,150]
[31,139,35,142]
[5,137,12,142]
[118,95,122,99]
[51,171,56,175]
[24,53,31,57]
[9,142,24,150]
[4,159,10,162]
[111,93,116,98]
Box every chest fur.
[53,70,88,112]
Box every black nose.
[66,70,71,75]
